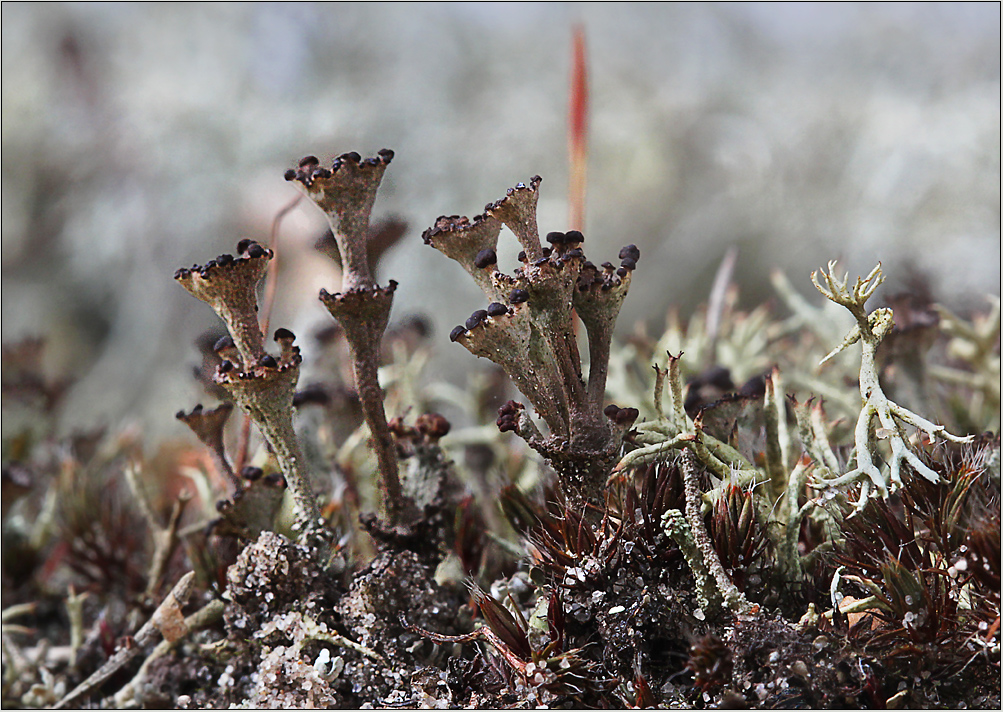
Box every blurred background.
[2,2,1000,438]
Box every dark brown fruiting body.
[474,248,497,269]
[241,466,263,481]
[415,412,451,441]
[465,310,488,330]
[618,244,640,262]
[496,400,524,433]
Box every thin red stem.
[568,24,589,233]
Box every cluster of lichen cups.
[175,152,648,529]
[423,176,641,506]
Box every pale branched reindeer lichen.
[810,261,973,511]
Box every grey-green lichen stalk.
[613,353,760,486]
[810,262,973,510]
[175,244,322,535]
[285,150,414,526]
[664,452,753,616]
[619,351,755,614]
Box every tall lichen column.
[175,243,321,535]
[285,151,414,526]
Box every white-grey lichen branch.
[810,261,973,511]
